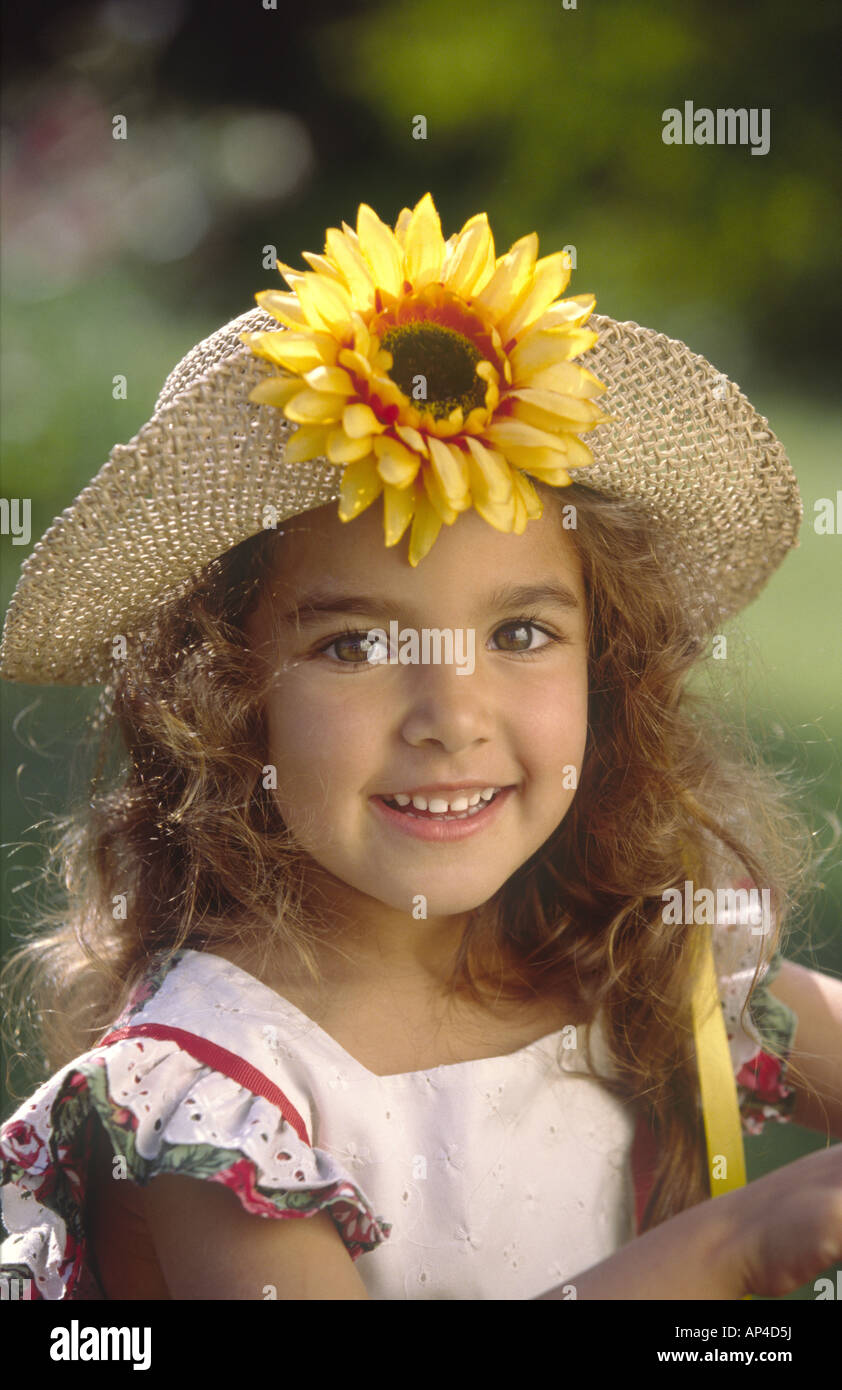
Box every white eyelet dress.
[0,898,797,1300]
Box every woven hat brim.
[0,307,802,686]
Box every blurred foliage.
[1,0,839,1301]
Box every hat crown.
[154,308,276,415]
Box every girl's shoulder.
[0,947,391,1300]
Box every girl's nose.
[398,661,494,754]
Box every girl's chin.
[357,872,515,919]
[303,862,505,915]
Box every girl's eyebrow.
[277,581,581,628]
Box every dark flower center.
[380,322,487,420]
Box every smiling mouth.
[377,789,506,821]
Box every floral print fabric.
[0,957,392,1300]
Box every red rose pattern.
[736,1050,794,1105]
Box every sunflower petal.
[284,388,347,424]
[372,381,407,413]
[508,402,599,438]
[525,360,606,397]
[324,227,376,306]
[464,406,491,432]
[509,389,609,427]
[338,457,383,521]
[427,436,470,506]
[245,331,337,373]
[408,485,444,566]
[300,252,344,282]
[425,412,463,440]
[443,214,496,297]
[475,234,539,318]
[373,434,422,488]
[296,275,354,333]
[463,435,513,503]
[383,480,415,545]
[284,424,331,464]
[275,260,307,290]
[254,290,309,330]
[403,192,446,290]
[526,294,596,335]
[394,423,429,456]
[476,359,501,412]
[394,206,413,248]
[304,364,355,395]
[352,315,374,358]
[247,375,303,408]
[343,402,386,438]
[509,328,598,377]
[499,446,572,483]
[472,489,517,532]
[484,418,568,453]
[422,464,460,525]
[511,468,545,523]
[561,435,596,470]
[326,428,374,464]
[511,481,528,534]
[496,251,572,342]
[523,462,572,487]
[356,204,404,298]
[337,347,373,381]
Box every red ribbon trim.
[97,1023,311,1147]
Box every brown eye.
[320,631,390,666]
[492,621,553,653]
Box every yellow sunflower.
[240,193,608,565]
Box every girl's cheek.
[266,680,378,762]
[525,673,587,730]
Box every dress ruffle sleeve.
[711,878,799,1137]
[0,1032,391,1300]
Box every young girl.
[1,194,840,1302]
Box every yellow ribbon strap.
[692,926,752,1299]
[691,927,747,1195]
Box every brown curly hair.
[0,483,815,1234]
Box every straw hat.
[0,208,802,688]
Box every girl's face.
[246,495,588,936]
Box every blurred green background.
[1,0,839,1300]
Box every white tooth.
[455,812,469,819]
[468,792,481,806]
[480,787,496,801]
[428,798,449,813]
[393,794,411,806]
[467,804,482,816]
[411,795,428,811]
[448,795,470,812]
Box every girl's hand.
[534,1142,842,1300]
[726,1142,842,1299]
